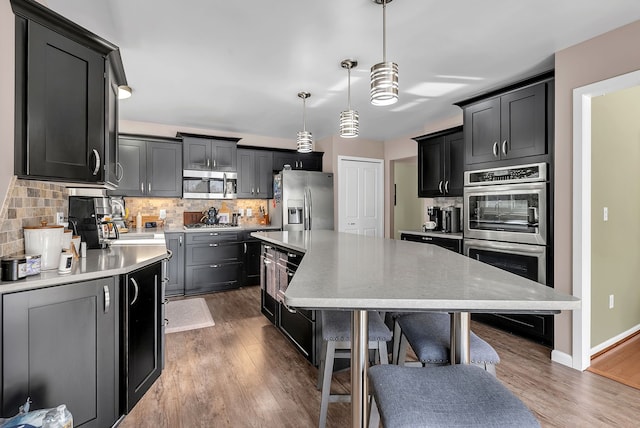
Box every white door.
[338,156,384,237]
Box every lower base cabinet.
[164,232,185,296]
[259,243,320,366]
[1,278,119,427]
[121,262,163,413]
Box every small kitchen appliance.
[443,207,461,233]
[69,196,119,249]
[426,206,442,231]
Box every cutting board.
[183,211,203,225]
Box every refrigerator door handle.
[307,187,312,230]
[303,188,309,230]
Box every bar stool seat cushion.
[398,312,500,365]
[322,310,393,342]
[368,364,540,428]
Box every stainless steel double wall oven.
[463,163,553,344]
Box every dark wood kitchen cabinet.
[180,133,240,172]
[110,135,182,197]
[243,230,263,286]
[2,278,119,427]
[272,150,323,172]
[414,126,464,197]
[457,74,553,168]
[164,232,185,296]
[121,262,163,413]
[237,148,274,198]
[185,231,244,294]
[259,243,319,365]
[11,0,126,187]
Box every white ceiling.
[46,0,640,142]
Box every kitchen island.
[251,230,580,427]
[0,244,168,428]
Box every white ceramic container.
[24,222,64,270]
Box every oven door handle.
[464,239,546,256]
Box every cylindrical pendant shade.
[297,131,313,153]
[340,109,359,138]
[370,61,398,106]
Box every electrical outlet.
[609,294,614,309]
[159,209,167,219]
[246,208,252,217]
[603,207,608,221]
[238,208,244,216]
[55,212,64,225]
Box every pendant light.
[370,0,398,106]
[339,59,359,138]
[297,92,313,153]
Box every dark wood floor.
[119,286,640,427]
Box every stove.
[183,223,239,229]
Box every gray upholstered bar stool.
[317,310,392,428]
[395,312,500,374]
[367,364,540,428]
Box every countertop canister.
[24,222,64,270]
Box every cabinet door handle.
[116,162,124,182]
[207,158,210,168]
[299,160,303,168]
[264,245,272,249]
[103,285,110,313]
[141,182,144,193]
[438,180,444,194]
[91,149,101,175]
[257,187,260,194]
[213,159,217,168]
[148,182,151,193]
[244,243,247,254]
[444,181,449,193]
[209,243,218,247]
[179,235,183,245]
[502,140,508,156]
[164,318,169,326]
[251,187,255,194]
[130,278,139,305]
[287,253,297,258]
[492,142,499,158]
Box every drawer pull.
[209,232,219,236]
[422,237,433,241]
[209,264,220,268]
[209,243,218,247]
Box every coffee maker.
[68,196,119,249]
[426,206,443,231]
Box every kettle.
[201,207,219,225]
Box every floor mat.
[165,298,215,334]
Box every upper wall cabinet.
[237,148,273,199]
[179,133,240,172]
[414,127,464,198]
[109,135,182,198]
[11,0,127,188]
[456,72,554,169]
[272,150,323,172]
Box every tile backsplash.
[124,197,271,228]
[0,177,69,258]
[0,176,273,258]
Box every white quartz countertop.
[250,230,580,313]
[399,229,463,240]
[0,245,168,293]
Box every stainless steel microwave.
[183,170,237,199]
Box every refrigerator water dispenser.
[288,207,303,224]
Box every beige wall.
[590,86,640,346]
[555,19,640,355]
[393,161,422,238]
[383,115,463,237]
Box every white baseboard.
[591,323,640,355]
[551,349,575,368]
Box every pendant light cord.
[347,66,352,110]
[382,0,387,62]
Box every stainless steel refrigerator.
[270,170,334,231]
